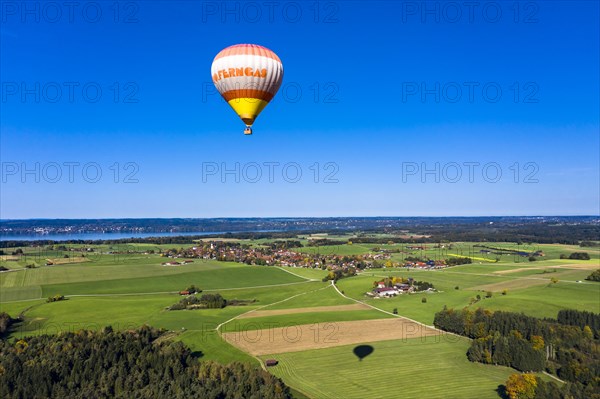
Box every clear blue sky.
[1,0,598,218]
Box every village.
[157,241,459,275]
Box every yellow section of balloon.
[226,99,270,127]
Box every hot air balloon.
[211,44,283,135]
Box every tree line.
[266,240,303,249]
[560,252,591,260]
[433,307,599,397]
[557,309,600,337]
[445,257,473,266]
[0,325,291,398]
[307,239,347,247]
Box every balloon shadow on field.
[496,385,508,399]
[353,345,374,361]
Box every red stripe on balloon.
[221,89,274,102]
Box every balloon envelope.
[211,44,283,131]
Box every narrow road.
[276,266,319,281]
[215,283,332,371]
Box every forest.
[434,308,600,398]
[0,325,291,398]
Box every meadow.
[338,262,599,324]
[263,336,537,399]
[1,240,598,398]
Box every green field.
[1,240,598,398]
[266,283,353,309]
[263,337,524,399]
[223,310,392,333]
[338,262,599,324]
[0,260,307,301]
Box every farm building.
[394,283,414,293]
[265,359,278,367]
[373,287,398,297]
[162,261,181,266]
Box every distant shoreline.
[1,216,598,244]
[0,231,226,242]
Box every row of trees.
[349,223,600,244]
[0,325,291,398]
[433,307,599,394]
[445,256,473,266]
[580,241,600,247]
[410,222,600,244]
[306,239,346,247]
[265,240,303,249]
[560,252,591,260]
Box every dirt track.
[237,304,369,319]
[222,318,442,355]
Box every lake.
[0,231,240,242]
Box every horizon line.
[1,215,599,222]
